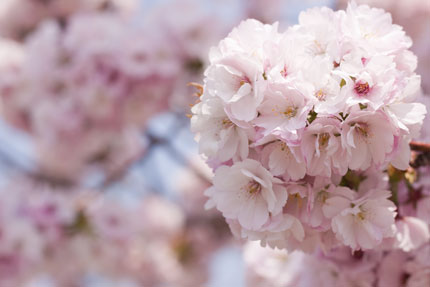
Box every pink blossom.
[0,13,177,181]
[0,0,137,41]
[302,117,347,177]
[191,97,251,162]
[254,83,311,142]
[323,189,396,250]
[391,217,430,252]
[341,110,396,171]
[208,159,287,230]
[259,138,306,181]
[244,241,304,287]
[191,3,427,254]
[231,213,305,250]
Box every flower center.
[239,77,251,87]
[313,40,325,55]
[280,65,288,78]
[317,190,329,203]
[222,118,234,128]
[315,89,326,101]
[318,132,330,148]
[246,180,262,194]
[283,106,297,118]
[354,82,370,96]
[357,212,366,220]
[355,123,369,138]
[280,142,288,152]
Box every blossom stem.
[409,141,430,152]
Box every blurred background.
[0,0,428,286]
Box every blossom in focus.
[323,188,396,250]
[337,0,430,93]
[207,159,287,230]
[244,241,430,287]
[192,2,427,253]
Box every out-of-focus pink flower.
[0,12,179,181]
[244,241,304,287]
[390,216,430,252]
[144,0,233,111]
[245,0,284,24]
[0,176,230,286]
[0,0,137,41]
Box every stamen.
[315,89,325,101]
[246,180,262,194]
[357,212,365,220]
[314,40,325,55]
[280,142,288,152]
[318,133,330,148]
[222,118,234,128]
[354,82,370,96]
[187,82,204,97]
[355,123,369,137]
[239,77,251,87]
[283,106,298,118]
[317,190,328,203]
[280,66,288,78]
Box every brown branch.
[409,141,430,168]
[410,141,430,152]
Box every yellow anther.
[318,133,330,148]
[283,106,298,118]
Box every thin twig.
[410,141,430,152]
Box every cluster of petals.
[337,0,430,94]
[192,3,427,252]
[0,178,228,286]
[0,11,179,181]
[243,164,430,286]
[244,241,430,287]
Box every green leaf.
[262,72,267,80]
[65,210,92,235]
[359,103,368,110]
[307,109,318,124]
[339,112,349,120]
[339,170,367,191]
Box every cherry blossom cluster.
[0,177,229,286]
[0,12,179,181]
[337,0,430,94]
[244,151,430,286]
[192,3,427,252]
[244,241,430,287]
